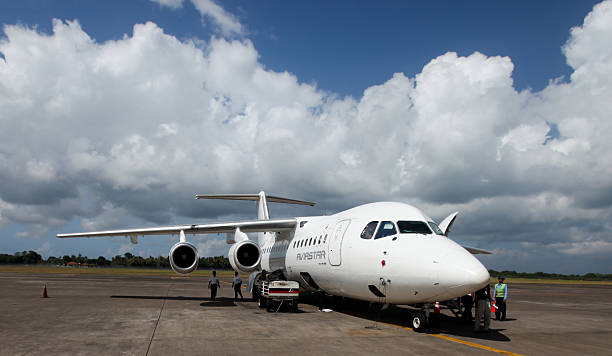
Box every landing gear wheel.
[291,301,299,313]
[412,312,428,332]
[252,289,259,303]
[266,300,275,312]
[258,296,267,309]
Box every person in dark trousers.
[208,270,220,301]
[317,288,325,311]
[461,293,473,323]
[232,271,243,301]
[473,284,492,332]
[493,276,508,320]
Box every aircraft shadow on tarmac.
[199,297,238,307]
[111,295,238,306]
[304,297,511,342]
[111,294,240,307]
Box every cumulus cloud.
[1,1,612,271]
[196,237,227,257]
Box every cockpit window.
[428,221,444,235]
[375,221,397,239]
[397,221,432,235]
[360,221,378,239]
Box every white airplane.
[57,191,490,331]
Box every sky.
[0,0,610,274]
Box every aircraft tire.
[412,312,428,332]
[258,296,267,309]
[266,300,274,312]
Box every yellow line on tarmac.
[391,324,522,355]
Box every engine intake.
[169,242,198,274]
[229,240,261,272]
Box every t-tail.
[195,191,315,241]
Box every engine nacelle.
[228,240,261,272]
[169,241,199,274]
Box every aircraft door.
[328,220,350,266]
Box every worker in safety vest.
[493,276,508,321]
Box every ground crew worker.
[232,271,243,301]
[208,270,220,301]
[494,276,508,321]
[473,284,492,332]
[461,293,473,323]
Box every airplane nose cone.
[438,247,490,296]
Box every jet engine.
[169,241,199,274]
[228,240,261,272]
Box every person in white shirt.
[208,270,220,301]
[232,271,243,301]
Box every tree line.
[488,269,612,281]
[0,251,231,269]
[2,251,611,280]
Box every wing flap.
[57,218,297,238]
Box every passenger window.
[360,221,379,239]
[375,221,397,239]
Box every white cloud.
[196,236,227,257]
[151,0,243,37]
[151,0,184,10]
[190,0,243,36]
[1,1,612,272]
[36,242,53,257]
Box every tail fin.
[195,191,315,220]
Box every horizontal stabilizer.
[195,194,315,206]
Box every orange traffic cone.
[41,284,48,298]
[491,301,496,313]
[434,301,440,314]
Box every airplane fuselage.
[260,202,489,304]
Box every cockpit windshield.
[375,221,397,239]
[397,221,432,235]
[428,221,444,235]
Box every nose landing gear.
[411,303,440,332]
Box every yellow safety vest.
[495,283,506,298]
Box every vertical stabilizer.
[257,191,269,220]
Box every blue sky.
[1,0,600,96]
[1,0,611,273]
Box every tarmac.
[1,272,611,355]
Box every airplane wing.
[56,218,297,238]
[461,245,492,254]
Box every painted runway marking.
[390,323,523,355]
[347,309,522,355]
